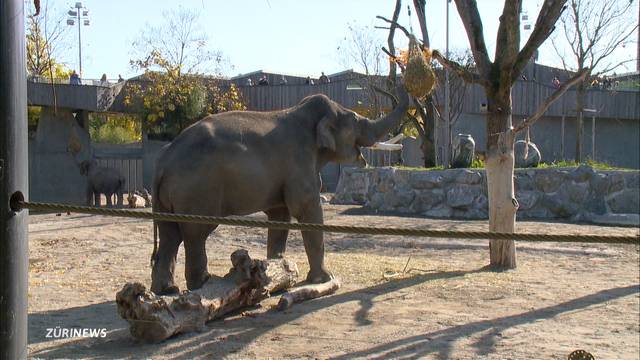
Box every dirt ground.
[27,199,639,359]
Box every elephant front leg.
[85,186,94,206]
[182,223,215,290]
[265,207,291,258]
[93,192,100,207]
[151,221,182,295]
[294,200,333,283]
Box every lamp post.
[442,0,451,168]
[67,2,90,77]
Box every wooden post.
[561,115,565,161]
[0,0,29,357]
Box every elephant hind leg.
[265,207,291,259]
[151,221,182,295]
[181,223,217,291]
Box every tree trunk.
[485,92,518,268]
[422,101,436,167]
[116,250,299,342]
[575,81,585,163]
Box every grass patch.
[385,159,627,171]
[536,159,625,170]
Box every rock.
[565,181,590,204]
[624,171,639,190]
[514,140,541,168]
[584,194,607,215]
[456,169,483,185]
[451,134,475,168]
[383,188,415,209]
[333,168,370,205]
[535,170,566,193]
[541,193,580,218]
[514,171,535,191]
[589,173,609,196]
[516,190,540,211]
[607,189,640,214]
[366,192,385,210]
[373,168,396,192]
[568,165,595,182]
[411,189,445,212]
[407,171,446,190]
[424,206,453,218]
[589,213,640,227]
[446,185,480,209]
[608,173,625,194]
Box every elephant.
[150,83,410,295]
[79,159,125,207]
[451,134,475,168]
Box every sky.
[34,0,639,81]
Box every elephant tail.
[150,221,158,267]
[150,161,165,268]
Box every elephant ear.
[316,116,336,151]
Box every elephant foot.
[306,268,334,284]
[186,271,211,291]
[152,284,180,295]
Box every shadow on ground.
[29,268,638,359]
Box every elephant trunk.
[357,83,410,146]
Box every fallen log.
[116,250,298,342]
[276,278,341,311]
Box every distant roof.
[230,69,315,80]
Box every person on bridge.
[319,72,330,84]
[69,70,81,85]
[99,74,109,86]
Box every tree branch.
[376,15,413,40]
[494,0,522,72]
[452,0,492,80]
[432,49,489,87]
[512,0,567,79]
[513,68,589,133]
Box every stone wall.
[333,165,640,225]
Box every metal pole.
[591,115,596,160]
[443,0,451,168]
[77,6,82,76]
[561,115,565,161]
[0,0,29,358]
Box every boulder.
[451,134,475,168]
[514,140,541,168]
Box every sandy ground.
[26,199,639,359]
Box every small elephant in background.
[79,159,125,207]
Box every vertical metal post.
[560,115,565,160]
[443,0,451,168]
[0,0,29,358]
[77,5,82,76]
[591,115,596,160]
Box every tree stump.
[116,250,299,342]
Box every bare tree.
[551,0,638,162]
[431,50,474,160]
[131,7,225,77]
[337,22,388,118]
[25,0,70,78]
[377,0,438,167]
[379,0,589,267]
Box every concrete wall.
[333,165,639,225]
[30,108,92,204]
[446,113,640,169]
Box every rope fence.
[12,199,639,245]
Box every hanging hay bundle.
[403,38,436,98]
